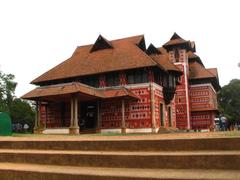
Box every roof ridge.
[111,34,144,43]
[74,34,144,50]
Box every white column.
[150,83,156,133]
[74,97,79,128]
[69,96,79,134]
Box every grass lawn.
[8,130,240,141]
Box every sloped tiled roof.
[207,68,218,77]
[189,61,216,79]
[163,32,189,46]
[22,82,139,100]
[32,35,157,84]
[146,44,181,74]
[188,51,204,66]
[163,32,196,52]
[22,82,100,100]
[158,47,168,54]
[150,54,182,73]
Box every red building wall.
[189,84,217,129]
[170,49,191,130]
[100,83,176,130]
[39,103,71,128]
[101,85,152,129]
[100,99,122,128]
[154,86,176,129]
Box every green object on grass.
[0,112,12,136]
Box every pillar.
[121,99,126,133]
[34,101,42,134]
[69,96,80,135]
[45,105,47,128]
[150,83,156,133]
[96,101,101,133]
[34,101,39,130]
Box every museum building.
[22,33,220,134]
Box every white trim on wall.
[43,128,69,134]
[100,128,153,134]
[190,83,216,94]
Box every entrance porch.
[22,82,139,134]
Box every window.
[81,76,99,87]
[168,74,176,88]
[106,72,119,87]
[154,69,164,86]
[126,69,148,84]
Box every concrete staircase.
[0,137,240,179]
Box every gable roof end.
[170,32,184,40]
[136,36,146,51]
[146,44,161,55]
[90,35,113,53]
[163,32,193,52]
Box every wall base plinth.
[69,127,79,135]
[121,128,126,134]
[152,127,157,133]
[33,128,44,134]
[96,128,101,133]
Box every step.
[0,137,239,151]
[0,163,240,180]
[0,149,240,170]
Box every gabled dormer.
[136,36,146,51]
[163,32,194,64]
[146,43,161,55]
[170,32,182,40]
[163,32,192,52]
[90,35,113,53]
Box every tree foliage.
[218,79,240,122]
[0,71,17,112]
[0,70,35,132]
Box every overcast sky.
[0,0,239,97]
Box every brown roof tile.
[163,32,188,46]
[32,35,157,84]
[163,33,196,52]
[150,54,182,73]
[102,88,139,99]
[158,47,168,54]
[207,68,218,77]
[22,82,139,101]
[188,51,204,66]
[189,61,216,79]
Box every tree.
[0,71,17,112]
[218,79,240,122]
[0,70,35,132]
[10,98,35,132]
